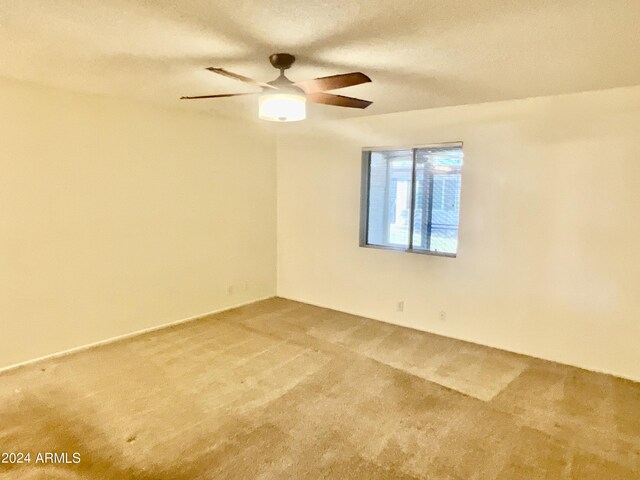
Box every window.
[360,143,463,256]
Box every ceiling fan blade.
[206,67,277,90]
[180,92,259,100]
[306,92,372,109]
[294,72,371,94]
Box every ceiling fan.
[181,53,372,122]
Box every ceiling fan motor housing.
[269,53,296,71]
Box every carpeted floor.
[0,297,638,479]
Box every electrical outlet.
[396,301,404,312]
[228,282,249,295]
[439,310,447,321]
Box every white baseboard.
[276,294,640,384]
[0,295,275,375]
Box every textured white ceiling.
[1,0,639,120]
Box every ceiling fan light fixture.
[258,89,306,122]
[182,53,372,119]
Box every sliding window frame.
[359,142,462,258]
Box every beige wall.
[3,75,639,381]
[0,78,276,368]
[277,86,640,381]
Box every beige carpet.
[0,298,638,479]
